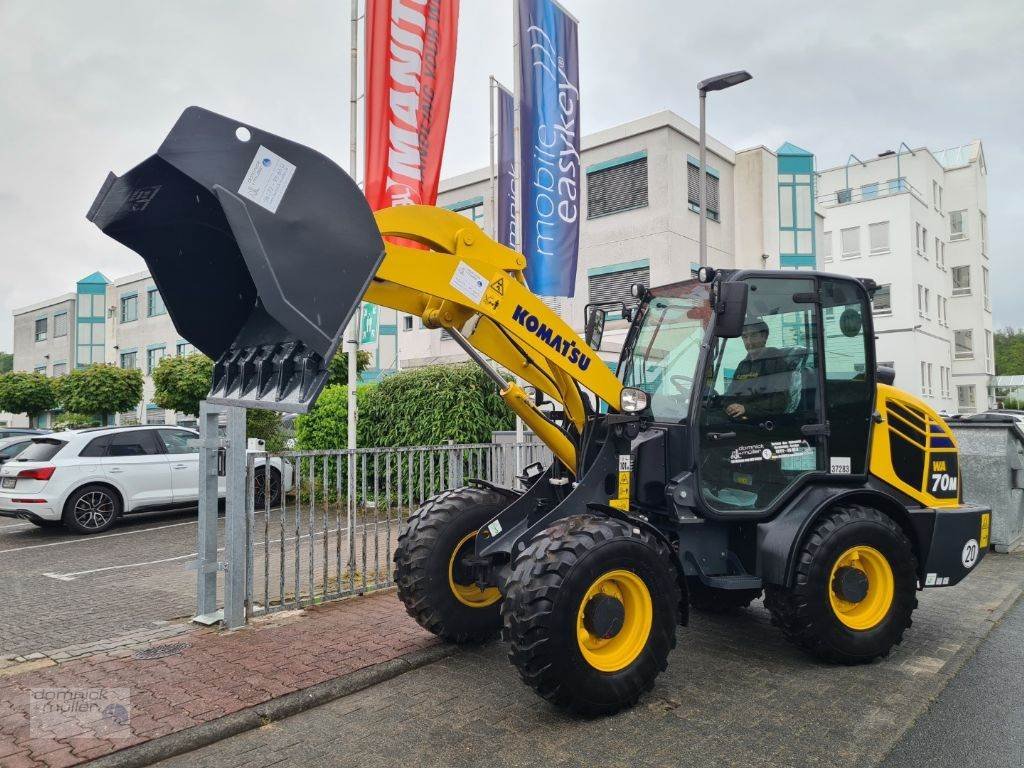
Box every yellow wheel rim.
[448,532,501,608]
[576,569,653,672]
[828,545,894,630]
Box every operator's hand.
[725,403,746,418]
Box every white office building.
[816,141,993,413]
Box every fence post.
[194,401,222,622]
[223,405,248,629]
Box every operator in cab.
[723,320,793,420]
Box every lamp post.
[697,70,752,267]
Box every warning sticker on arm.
[450,261,488,305]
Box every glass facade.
[777,143,816,270]
[76,272,109,368]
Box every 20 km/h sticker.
[961,539,979,569]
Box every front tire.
[62,484,122,535]
[765,504,918,664]
[254,466,282,509]
[394,485,510,643]
[502,514,679,716]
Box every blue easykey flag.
[496,82,517,251]
[517,0,580,297]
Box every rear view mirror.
[585,306,607,350]
[714,282,749,338]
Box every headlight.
[697,266,716,284]
[620,387,649,413]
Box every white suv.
[0,425,291,534]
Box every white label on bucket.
[238,145,296,214]
[487,520,502,537]
[450,261,488,305]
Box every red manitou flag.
[364,0,460,213]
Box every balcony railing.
[816,177,925,210]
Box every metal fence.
[243,441,550,619]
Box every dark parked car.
[0,428,50,440]
[962,411,1024,424]
[0,436,35,465]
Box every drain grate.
[133,642,190,660]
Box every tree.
[0,352,13,374]
[246,408,285,452]
[0,371,56,422]
[326,349,372,387]
[152,353,214,416]
[55,364,143,423]
[994,327,1024,376]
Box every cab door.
[695,276,825,514]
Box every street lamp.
[698,70,752,267]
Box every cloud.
[1,0,1021,353]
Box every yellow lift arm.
[363,205,624,474]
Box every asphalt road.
[0,507,218,658]
[880,592,1024,768]
[154,553,1024,768]
[0,502,404,659]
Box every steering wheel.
[669,374,693,395]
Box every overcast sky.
[1,0,1022,348]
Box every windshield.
[620,281,712,421]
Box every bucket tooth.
[86,106,384,413]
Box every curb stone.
[85,643,455,768]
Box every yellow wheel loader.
[89,108,991,716]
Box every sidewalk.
[0,591,441,768]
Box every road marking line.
[40,522,377,580]
[0,508,281,554]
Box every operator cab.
[618,271,876,521]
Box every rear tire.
[687,580,762,613]
[394,485,510,643]
[253,466,282,509]
[62,484,122,535]
[765,504,917,664]
[502,514,679,716]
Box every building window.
[147,346,166,374]
[935,237,945,269]
[685,160,719,221]
[119,410,140,426]
[587,262,650,308]
[980,211,988,255]
[120,294,138,323]
[952,266,971,296]
[872,284,892,315]
[887,178,906,194]
[920,362,933,396]
[917,285,930,318]
[957,384,976,413]
[51,362,67,377]
[147,288,166,317]
[840,227,860,258]
[146,406,166,425]
[34,364,46,375]
[986,330,993,373]
[34,317,47,342]
[120,350,138,369]
[950,209,967,241]
[937,295,947,326]
[869,221,890,254]
[54,312,68,338]
[821,231,832,262]
[932,180,942,211]
[982,266,991,311]
[176,341,195,356]
[402,315,414,332]
[836,188,852,204]
[861,182,878,200]
[954,329,974,359]
[921,226,927,258]
[588,155,648,219]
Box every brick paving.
[0,591,437,768]
[155,553,1024,768]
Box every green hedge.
[295,363,513,451]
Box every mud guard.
[87,106,385,412]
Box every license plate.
[1,477,15,489]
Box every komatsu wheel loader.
[88,108,991,715]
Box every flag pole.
[512,1,525,463]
